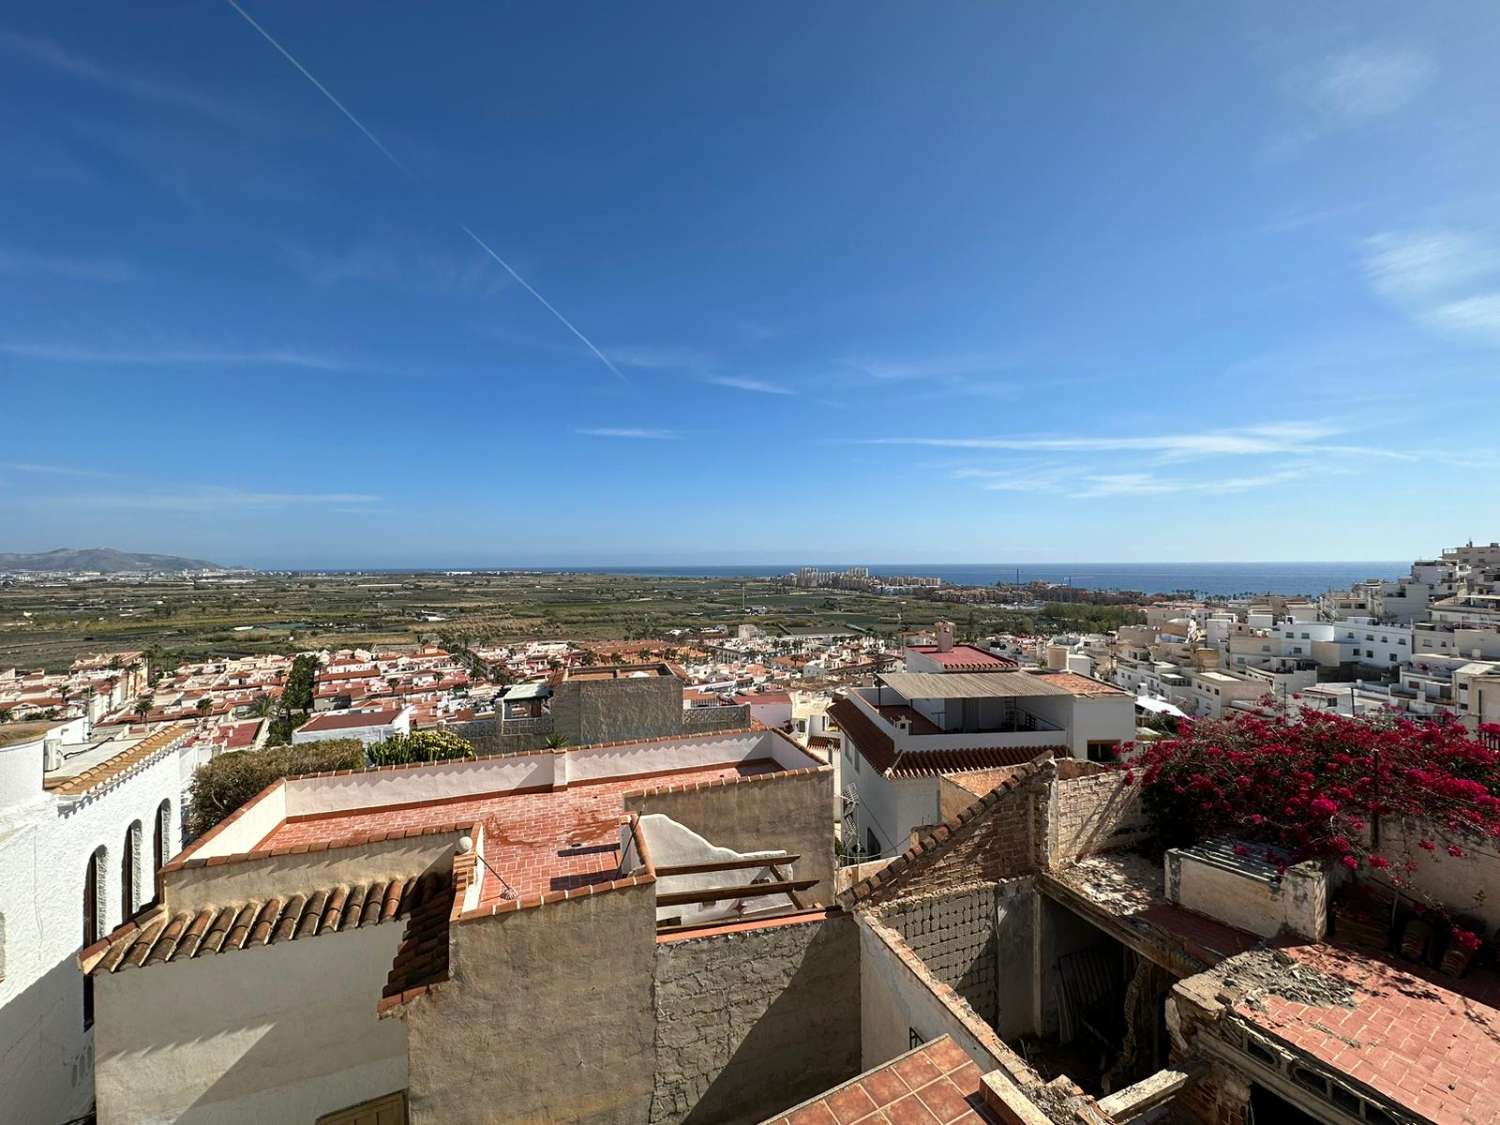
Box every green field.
[0,572,1142,671]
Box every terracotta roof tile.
[763,1035,999,1124]
[826,698,1067,778]
[86,874,449,975]
[43,721,193,796]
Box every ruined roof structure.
[77,717,1500,1124]
[821,752,1500,1125]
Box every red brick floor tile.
[826,1082,880,1124]
[883,1094,940,1125]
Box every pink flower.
[1419,839,1436,851]
[1452,927,1482,952]
[1449,845,1465,858]
[1368,855,1390,869]
[1341,855,1360,870]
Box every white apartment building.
[0,719,195,1124]
[830,645,1133,858]
[1185,669,1272,719]
[1333,620,1414,668]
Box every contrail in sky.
[459,225,627,383]
[222,0,628,385]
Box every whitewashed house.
[0,718,196,1124]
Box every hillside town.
[3,540,1500,1124]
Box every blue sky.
[2,2,1498,568]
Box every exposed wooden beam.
[655,853,800,877]
[654,878,818,908]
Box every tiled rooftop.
[764,1035,999,1124]
[261,761,781,901]
[86,872,446,975]
[43,722,193,796]
[827,698,1067,779]
[1235,943,1500,1125]
[297,707,403,732]
[908,644,1015,671]
[1034,672,1127,696]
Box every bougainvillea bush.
[1125,711,1500,938]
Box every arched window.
[151,800,172,906]
[83,845,106,1028]
[122,821,142,919]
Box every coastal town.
[2,538,1499,1123]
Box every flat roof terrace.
[262,759,779,902]
[169,727,824,905]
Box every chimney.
[936,621,955,653]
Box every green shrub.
[186,738,364,840]
[366,729,477,768]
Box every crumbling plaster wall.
[403,883,657,1124]
[649,913,860,1124]
[624,770,835,905]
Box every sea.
[504,562,1409,598]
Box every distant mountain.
[0,548,231,573]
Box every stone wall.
[879,887,998,1025]
[650,913,860,1124]
[554,675,682,745]
[624,769,836,905]
[680,704,751,733]
[445,717,552,757]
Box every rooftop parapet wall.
[623,764,836,905]
[403,879,658,1125]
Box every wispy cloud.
[842,353,1012,383]
[606,345,798,397]
[952,464,1318,500]
[280,239,509,298]
[1,462,113,479]
[1361,228,1500,346]
[702,375,795,396]
[611,345,710,371]
[1313,47,1432,123]
[1362,230,1493,302]
[0,28,248,125]
[575,427,680,440]
[54,489,381,511]
[1427,294,1500,345]
[1074,469,1308,499]
[0,248,138,283]
[851,423,1404,460]
[1,342,363,372]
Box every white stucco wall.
[849,761,940,858]
[93,923,407,1125]
[0,744,186,1125]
